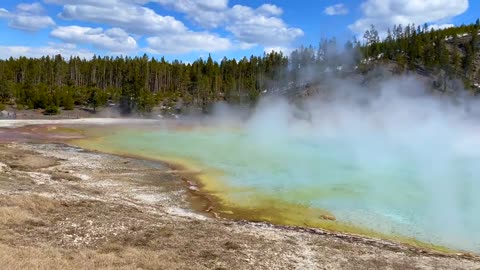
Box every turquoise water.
[87,121,480,252]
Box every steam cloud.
[204,73,480,252]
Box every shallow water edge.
[69,127,459,255]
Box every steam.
[204,73,480,251]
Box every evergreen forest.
[0,19,479,115]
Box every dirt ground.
[0,142,479,270]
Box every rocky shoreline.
[0,141,479,269]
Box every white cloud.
[429,24,454,30]
[59,4,186,35]
[226,5,303,48]
[154,0,228,28]
[194,0,228,10]
[155,0,228,11]
[51,1,230,54]
[154,1,302,48]
[0,8,10,18]
[324,4,349,16]
[9,15,55,31]
[0,3,55,31]
[257,4,283,16]
[16,3,45,14]
[147,32,231,54]
[51,26,137,52]
[264,46,293,56]
[45,0,303,54]
[44,0,150,7]
[0,43,94,59]
[349,0,468,35]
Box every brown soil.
[0,143,479,270]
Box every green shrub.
[44,105,59,115]
[0,104,5,111]
[16,104,25,110]
[63,95,75,110]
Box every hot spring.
[74,78,480,253]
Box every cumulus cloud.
[0,43,94,59]
[0,2,55,31]
[156,0,228,11]
[53,2,232,53]
[0,8,10,19]
[225,5,303,48]
[51,26,137,53]
[155,0,228,28]
[154,1,302,48]
[9,15,55,31]
[324,4,349,16]
[17,3,46,14]
[349,0,468,35]
[257,4,284,16]
[46,0,231,53]
[147,32,231,54]
[44,0,303,54]
[44,0,150,7]
[59,4,186,35]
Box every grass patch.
[0,195,57,227]
[0,244,197,270]
[0,194,58,214]
[0,207,37,225]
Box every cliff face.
[445,32,480,89]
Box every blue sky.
[0,0,478,61]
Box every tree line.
[362,20,480,85]
[0,19,479,115]
[0,52,289,114]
